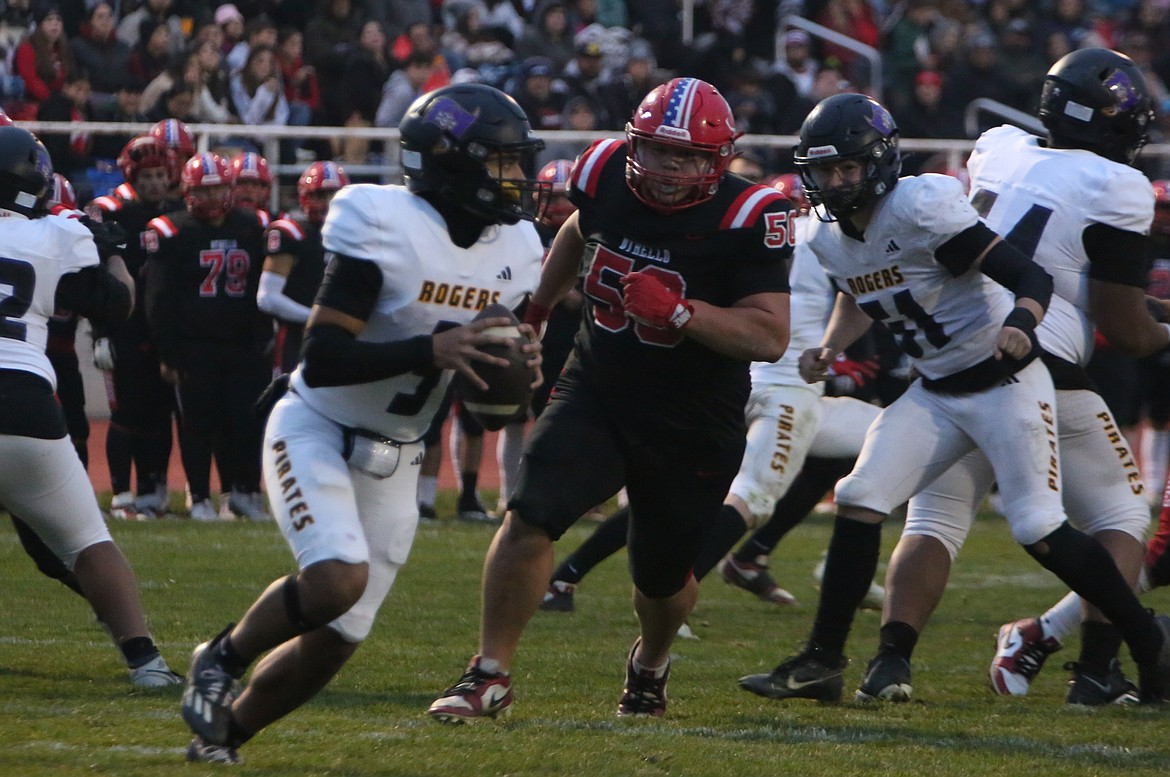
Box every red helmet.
[117,135,170,183]
[764,172,807,212]
[229,152,272,210]
[182,153,233,220]
[625,77,740,212]
[535,158,575,228]
[297,160,349,223]
[0,110,13,127]
[47,173,76,210]
[148,118,196,164]
[1153,180,1170,236]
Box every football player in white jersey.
[179,84,546,765]
[861,49,1170,704]
[737,93,1170,706]
[0,126,180,688]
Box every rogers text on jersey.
[846,265,904,296]
[417,282,502,310]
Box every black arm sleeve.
[1083,223,1150,287]
[299,253,435,387]
[934,222,999,276]
[300,325,434,387]
[978,239,1054,311]
[313,253,381,320]
[54,267,132,326]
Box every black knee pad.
[282,574,316,633]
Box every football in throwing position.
[454,303,533,430]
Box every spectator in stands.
[561,37,609,129]
[336,18,390,162]
[37,69,91,195]
[515,56,568,131]
[237,0,314,31]
[128,18,174,87]
[388,21,451,91]
[147,81,197,123]
[226,13,278,75]
[897,70,965,167]
[944,28,1015,133]
[194,35,236,121]
[144,44,236,124]
[277,26,319,128]
[1039,0,1102,51]
[516,1,576,71]
[479,0,525,47]
[378,0,432,42]
[539,94,597,165]
[302,0,362,73]
[215,3,246,56]
[91,77,149,160]
[815,0,880,90]
[230,43,290,150]
[884,0,941,112]
[995,18,1048,111]
[441,0,514,78]
[374,49,432,128]
[772,29,817,100]
[13,4,75,116]
[599,37,656,135]
[726,62,778,135]
[69,2,130,103]
[626,0,682,70]
[118,0,186,57]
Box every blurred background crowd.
[6,0,1170,206]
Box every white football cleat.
[130,654,182,688]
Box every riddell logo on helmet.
[654,126,692,141]
[806,145,838,158]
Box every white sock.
[417,475,437,508]
[497,420,526,504]
[632,651,669,678]
[476,656,504,675]
[1039,591,1081,643]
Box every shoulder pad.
[570,138,625,199]
[719,184,788,230]
[114,183,138,201]
[147,215,179,238]
[93,195,123,213]
[268,218,305,241]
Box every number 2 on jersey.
[0,256,35,341]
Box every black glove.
[79,215,128,261]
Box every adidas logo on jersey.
[410,451,424,466]
[885,239,901,253]
[496,266,512,281]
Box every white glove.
[93,337,115,371]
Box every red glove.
[829,354,879,387]
[620,271,694,330]
[523,299,552,328]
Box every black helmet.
[1038,47,1153,165]
[793,93,901,220]
[399,83,548,225]
[0,126,52,217]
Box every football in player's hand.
[453,303,533,431]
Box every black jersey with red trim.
[264,216,325,371]
[566,138,793,434]
[264,217,326,309]
[93,185,180,344]
[143,207,267,368]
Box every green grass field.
[2,496,1169,777]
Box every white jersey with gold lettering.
[289,184,543,441]
[750,217,831,390]
[0,212,99,388]
[807,174,1010,379]
[967,125,1154,365]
